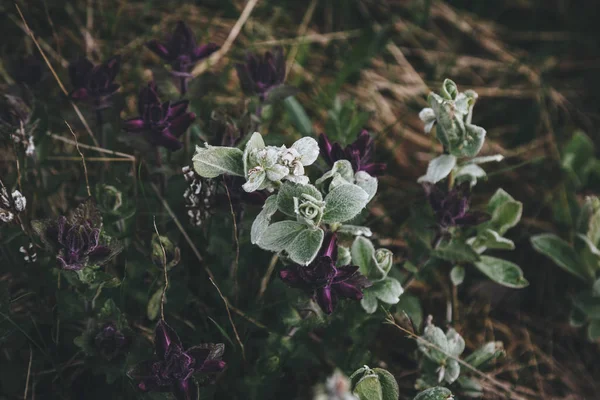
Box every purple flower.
[68,56,120,109]
[122,82,195,151]
[128,320,226,400]
[423,182,490,229]
[318,131,386,176]
[235,47,287,102]
[31,199,122,271]
[146,21,219,94]
[279,233,371,314]
[94,323,128,361]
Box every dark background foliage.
[1,0,600,398]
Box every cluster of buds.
[0,187,27,223]
[19,242,37,263]
[182,166,217,227]
[242,134,319,192]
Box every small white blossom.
[0,188,26,223]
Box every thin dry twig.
[257,254,279,300]
[24,345,33,400]
[191,0,260,77]
[65,122,91,197]
[152,216,169,321]
[209,279,246,362]
[46,132,135,160]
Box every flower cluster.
[235,47,286,102]
[146,21,219,94]
[68,56,121,109]
[123,82,196,151]
[319,130,386,176]
[242,134,320,192]
[128,320,226,400]
[280,234,371,314]
[0,186,26,223]
[423,182,489,230]
[32,199,122,271]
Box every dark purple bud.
[129,320,225,397]
[279,236,371,314]
[423,182,490,229]
[31,199,122,271]
[145,21,219,94]
[68,56,121,110]
[123,82,195,151]
[94,323,128,360]
[318,131,386,176]
[235,47,286,101]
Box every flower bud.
[375,248,393,276]
[151,234,181,270]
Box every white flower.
[0,188,26,223]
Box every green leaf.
[573,292,600,319]
[192,145,244,178]
[576,234,600,277]
[484,189,522,236]
[251,195,278,245]
[562,130,595,188]
[441,79,458,100]
[276,182,322,218]
[372,368,399,400]
[446,328,465,357]
[464,341,504,368]
[323,184,369,223]
[370,277,403,304]
[531,234,589,281]
[353,373,383,400]
[355,171,378,202]
[476,229,515,251]
[450,266,465,286]
[396,294,423,330]
[457,376,483,398]
[419,324,448,363]
[351,237,379,280]
[444,359,460,384]
[588,207,600,247]
[147,288,162,321]
[417,154,457,184]
[588,319,600,341]
[433,241,480,263]
[453,123,485,158]
[291,137,320,166]
[361,291,379,314]
[413,387,453,400]
[473,255,529,288]
[257,221,306,252]
[243,132,265,176]
[286,227,324,265]
[284,97,312,136]
[454,164,486,187]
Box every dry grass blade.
[15,4,100,147]
[64,121,91,197]
[191,0,260,77]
